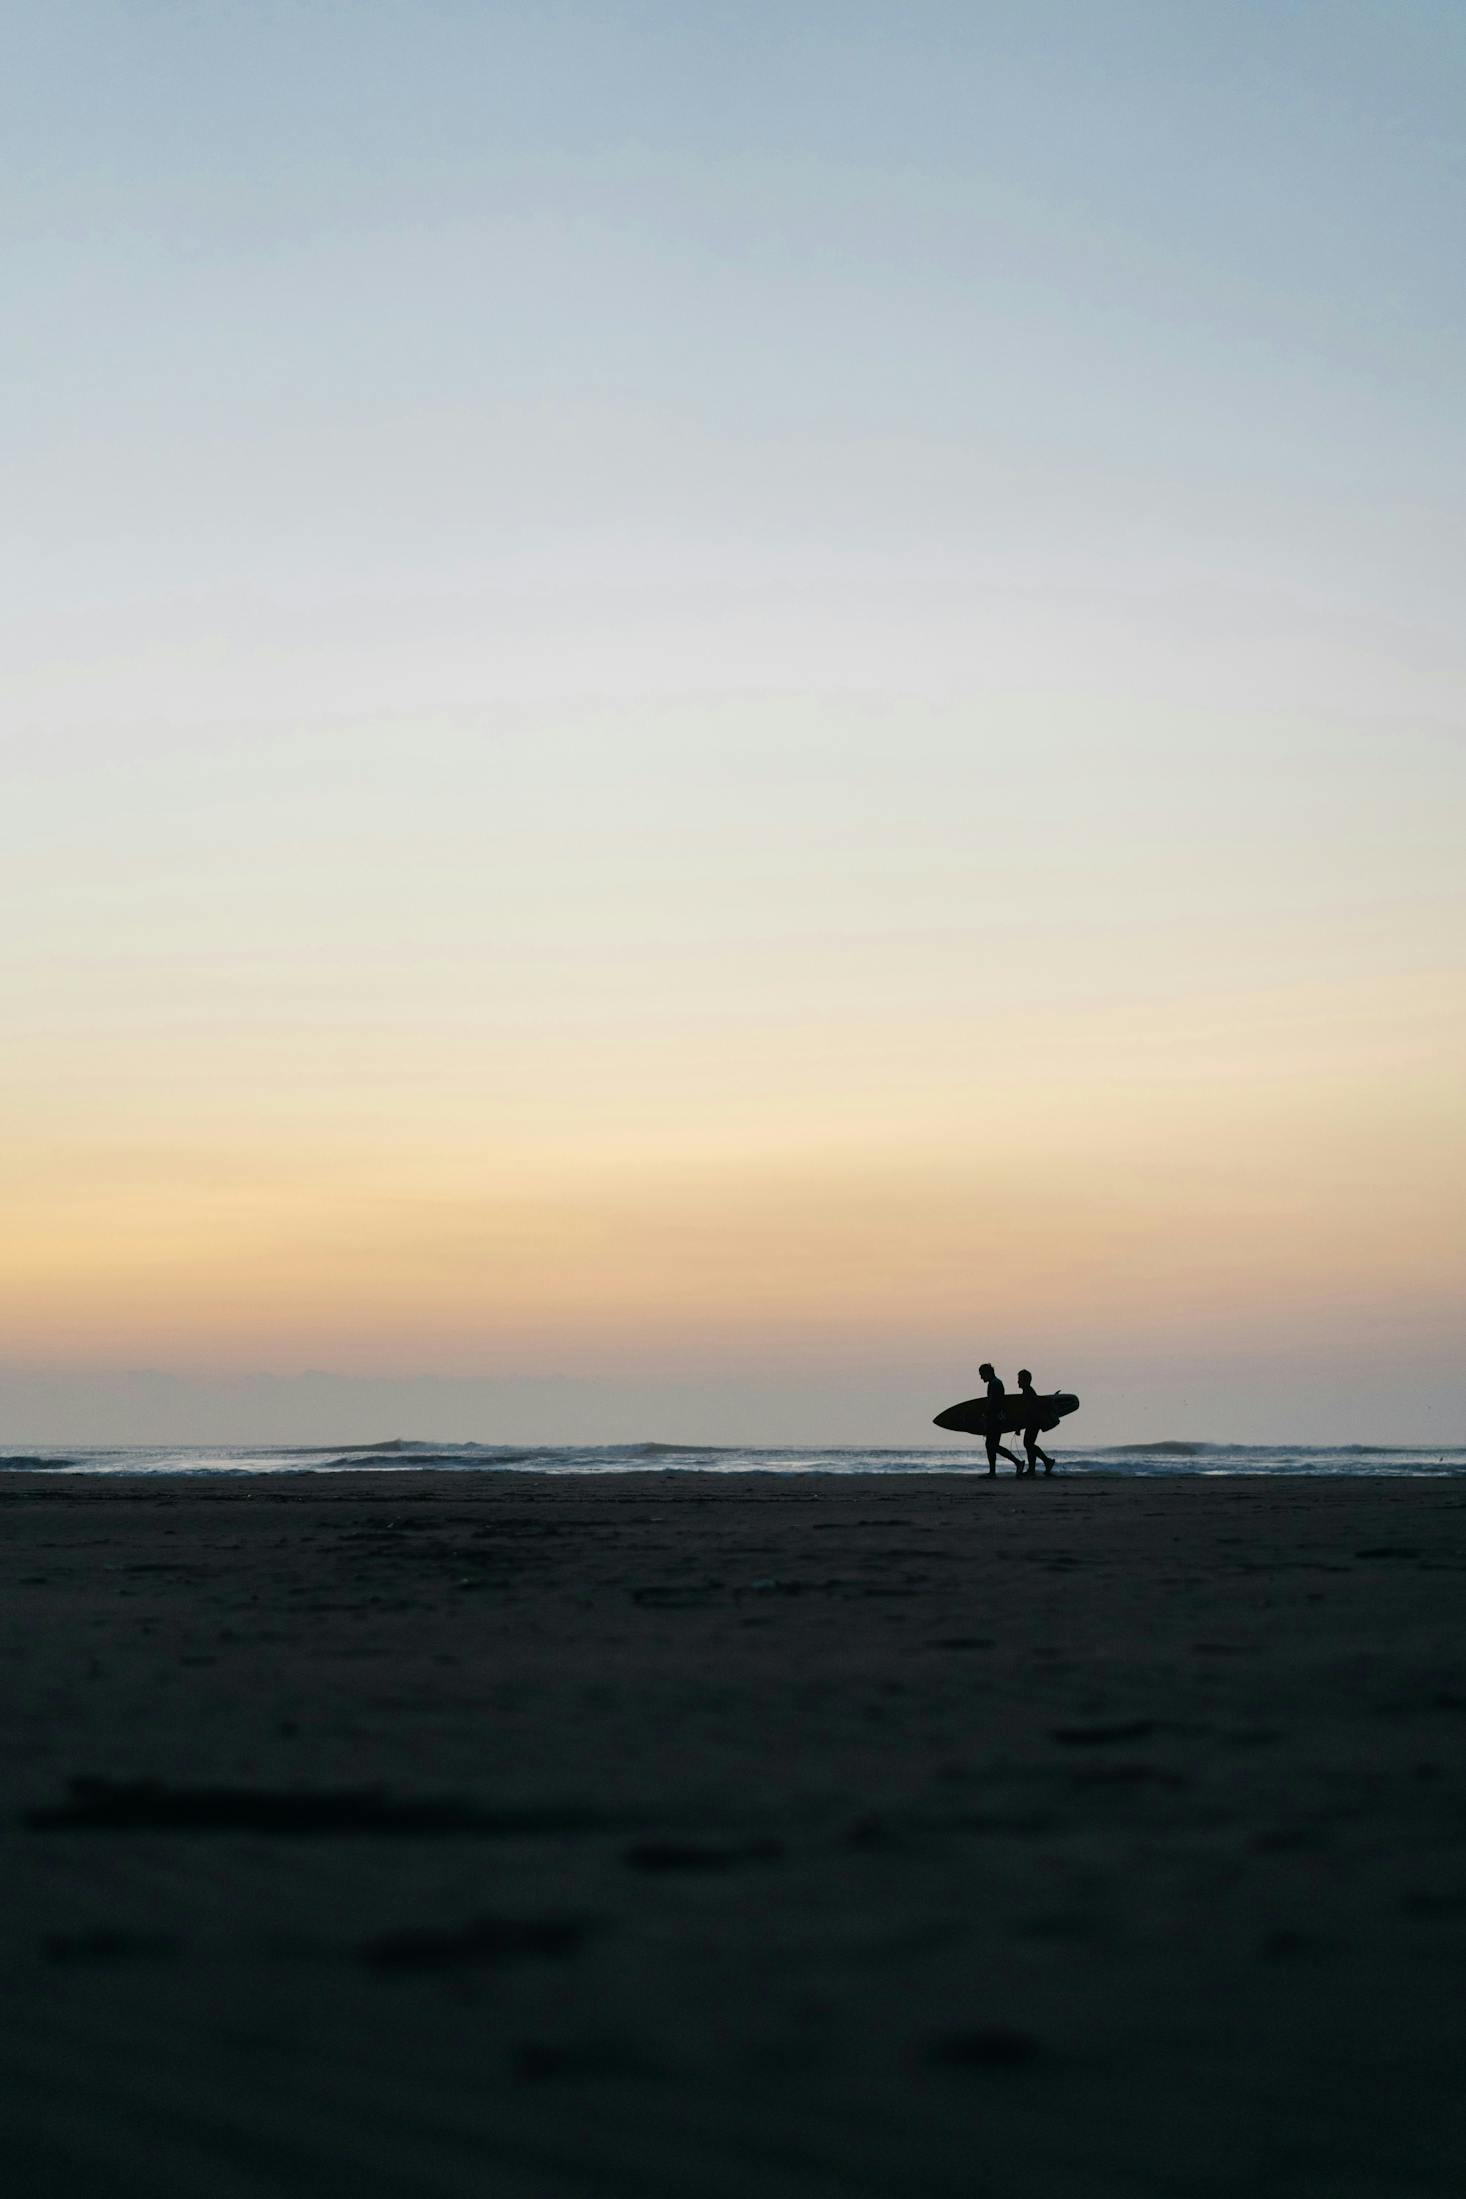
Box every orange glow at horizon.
[3,958,1460,1382]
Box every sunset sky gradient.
[4,3,1463,1443]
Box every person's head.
[978,1362,995,1380]
[1017,1368,1033,1389]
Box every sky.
[3,1,1463,1446]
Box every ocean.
[2,1440,1462,1476]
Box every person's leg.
[984,1431,999,1475]
[1022,1435,1039,1476]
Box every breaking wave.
[2,1440,1462,1478]
[1102,1440,1213,1457]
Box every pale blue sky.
[9,5,1465,568]
[3,3,1463,1443]
[8,1,1466,713]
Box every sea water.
[2,1440,1463,1476]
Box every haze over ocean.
[4,3,1464,1448]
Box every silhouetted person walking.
[1016,1368,1056,1475]
[977,1362,1023,1476]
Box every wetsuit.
[984,1374,1021,1474]
[1017,1379,1055,1474]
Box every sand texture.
[2,1470,1464,2197]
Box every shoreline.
[4,1473,1464,2194]
[7,1463,1466,1487]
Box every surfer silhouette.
[977,1363,1023,1476]
[1016,1368,1056,1476]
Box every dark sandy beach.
[2,1471,1464,2197]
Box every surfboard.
[932,1391,1080,1437]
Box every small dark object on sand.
[924,2026,1042,2068]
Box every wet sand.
[2,1470,1464,2197]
